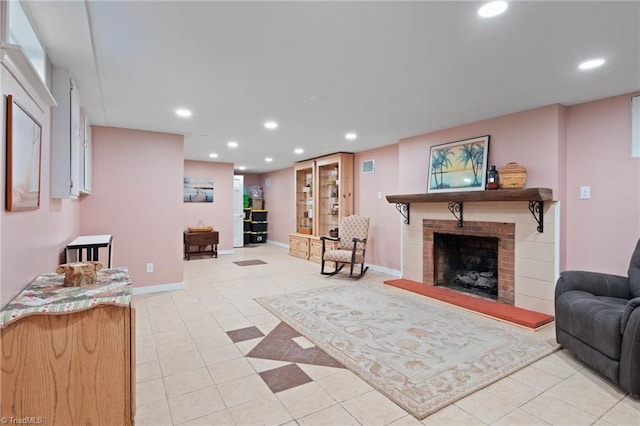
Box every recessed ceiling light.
[265,157,273,162]
[478,1,508,18]
[579,58,605,70]
[227,141,239,148]
[209,153,218,158]
[237,166,246,171]
[175,108,192,117]
[294,148,304,155]
[264,121,278,129]
[345,132,357,140]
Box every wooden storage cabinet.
[184,230,219,259]
[295,161,315,234]
[0,269,134,426]
[315,153,354,237]
[289,234,310,259]
[289,153,354,261]
[309,236,338,264]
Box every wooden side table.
[184,230,219,260]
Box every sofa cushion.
[556,290,627,360]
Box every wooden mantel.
[386,188,553,232]
[385,188,552,204]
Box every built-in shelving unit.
[295,161,314,235]
[386,188,553,232]
[289,152,354,262]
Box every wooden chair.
[321,215,370,278]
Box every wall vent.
[361,159,375,174]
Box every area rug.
[255,283,558,419]
[232,259,267,266]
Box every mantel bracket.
[396,203,411,225]
[395,203,410,225]
[448,202,464,228]
[528,201,544,233]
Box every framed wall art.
[427,135,490,193]
[183,177,214,202]
[6,95,42,211]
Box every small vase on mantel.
[486,165,500,190]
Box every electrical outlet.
[146,263,154,273]
[580,186,591,200]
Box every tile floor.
[134,244,639,425]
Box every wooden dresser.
[0,268,135,426]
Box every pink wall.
[354,145,401,271]
[183,160,234,251]
[260,167,295,244]
[80,127,184,289]
[564,93,640,274]
[1,69,80,307]
[239,173,261,188]
[398,105,564,195]
[260,149,402,272]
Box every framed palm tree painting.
[427,135,489,193]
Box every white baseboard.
[369,264,402,277]
[219,249,235,255]
[267,240,289,249]
[132,281,185,295]
[241,239,400,277]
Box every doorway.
[233,175,244,247]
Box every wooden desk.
[184,231,218,260]
[66,234,113,267]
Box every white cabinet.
[51,67,81,198]
[79,108,92,194]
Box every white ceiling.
[24,1,640,173]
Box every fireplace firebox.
[434,233,499,300]
[423,219,515,305]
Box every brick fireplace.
[393,198,558,315]
[424,219,515,305]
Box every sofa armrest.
[621,297,640,333]
[620,306,640,396]
[556,270,631,299]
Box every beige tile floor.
[134,244,639,425]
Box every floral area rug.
[256,282,558,419]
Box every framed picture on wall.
[427,135,490,193]
[5,95,42,211]
[183,177,214,202]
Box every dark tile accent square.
[259,364,312,393]
[311,350,344,369]
[247,322,344,369]
[226,326,265,343]
[233,259,267,266]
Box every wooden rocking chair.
[320,215,370,279]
